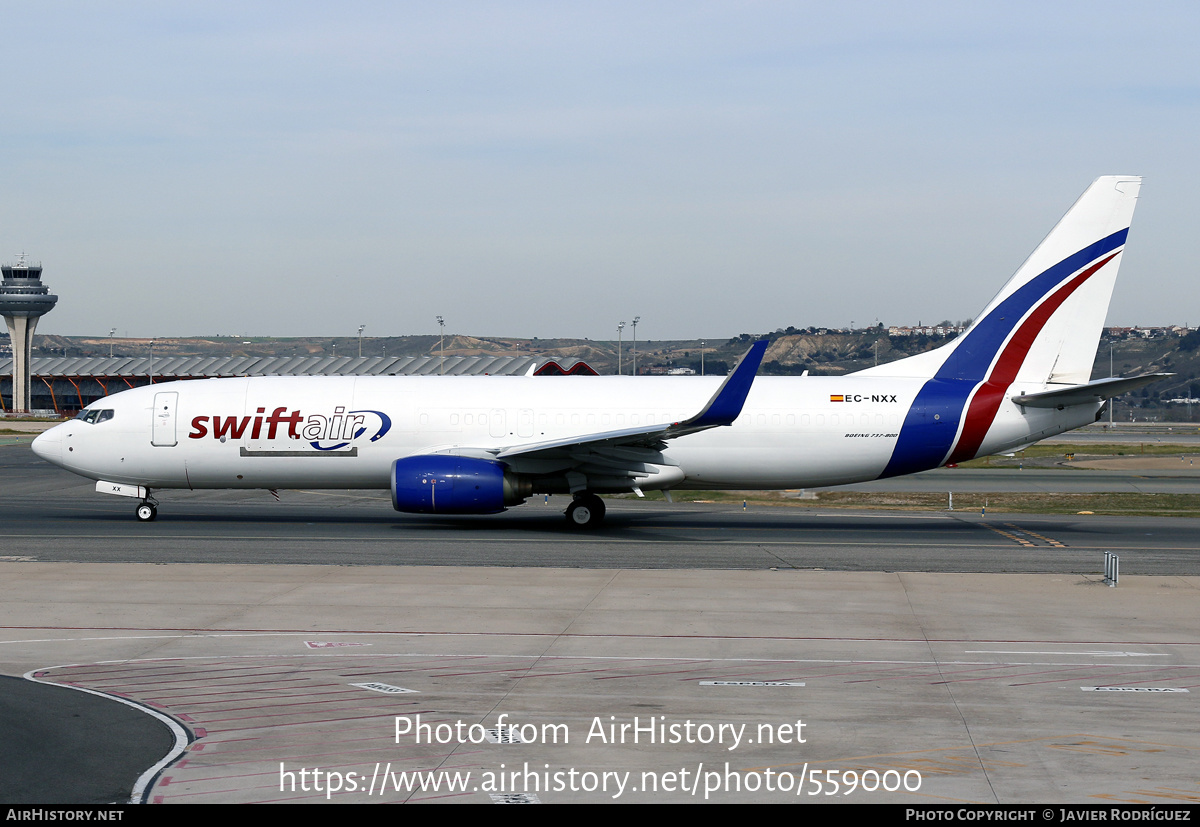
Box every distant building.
[0,354,597,416]
[0,255,58,413]
[886,325,964,337]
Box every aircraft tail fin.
[856,175,1141,384]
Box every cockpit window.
[74,409,114,424]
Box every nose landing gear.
[135,494,159,522]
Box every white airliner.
[32,176,1161,527]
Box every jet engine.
[390,455,531,514]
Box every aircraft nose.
[31,425,63,465]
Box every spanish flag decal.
[830,394,844,402]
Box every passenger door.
[151,391,178,447]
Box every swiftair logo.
[189,406,392,450]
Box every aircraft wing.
[1010,373,1170,408]
[490,339,769,465]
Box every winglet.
[673,339,769,431]
[493,339,769,460]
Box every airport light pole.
[701,340,705,376]
[358,324,365,358]
[631,316,640,376]
[1110,344,1115,427]
[109,327,116,358]
[149,338,156,385]
[617,321,626,375]
[436,315,445,375]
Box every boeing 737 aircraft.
[32,176,1161,527]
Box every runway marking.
[8,626,1200,650]
[30,650,1200,670]
[1008,668,1200,687]
[749,734,1200,773]
[741,513,957,520]
[22,666,191,804]
[978,522,1035,546]
[0,632,314,646]
[967,650,1166,657]
[0,532,1021,548]
[1004,523,1067,547]
[1083,686,1188,692]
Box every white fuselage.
[32,374,1099,493]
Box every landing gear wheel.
[565,493,605,528]
[136,503,157,522]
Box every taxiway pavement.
[1,442,1198,804]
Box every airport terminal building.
[0,354,597,416]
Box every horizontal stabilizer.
[1010,373,1170,408]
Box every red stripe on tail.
[947,252,1119,464]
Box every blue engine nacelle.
[390,455,531,514]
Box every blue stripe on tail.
[880,228,1127,478]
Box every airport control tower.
[1,254,58,413]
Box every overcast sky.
[3,2,1198,341]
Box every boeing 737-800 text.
[32,176,1161,527]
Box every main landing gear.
[135,494,159,522]
[565,492,606,529]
